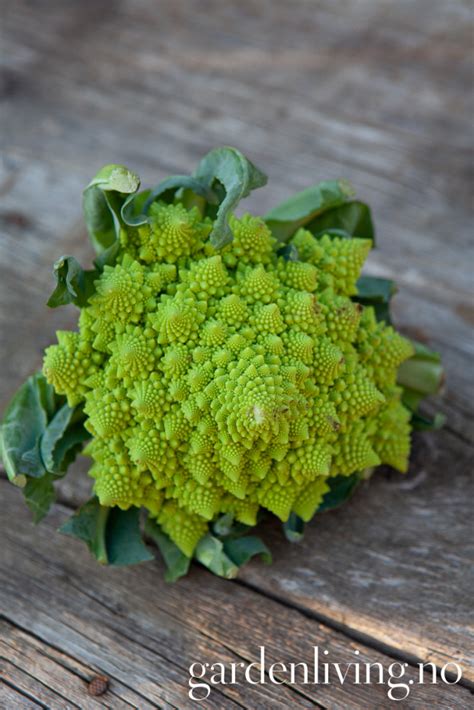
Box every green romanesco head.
[43,206,414,556]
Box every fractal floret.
[1,148,444,579]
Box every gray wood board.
[2,481,473,709]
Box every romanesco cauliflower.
[43,206,413,557]
[2,148,443,577]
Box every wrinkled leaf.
[195,147,267,249]
[0,373,49,484]
[308,200,375,243]
[24,474,55,524]
[145,518,191,582]
[223,536,272,567]
[317,473,363,513]
[283,512,305,542]
[194,534,239,579]
[40,403,74,473]
[83,164,140,257]
[106,508,154,566]
[264,179,354,242]
[47,256,97,309]
[60,497,110,564]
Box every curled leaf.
[194,147,267,249]
[194,534,239,579]
[223,536,272,567]
[40,403,74,472]
[47,256,97,309]
[308,200,375,243]
[264,179,354,241]
[82,164,140,269]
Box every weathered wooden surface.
[2,481,473,709]
[1,0,473,706]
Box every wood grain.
[1,0,473,706]
[1,481,472,709]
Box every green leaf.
[397,342,444,397]
[0,373,49,484]
[1,372,88,521]
[60,497,110,564]
[47,256,97,309]
[317,473,363,513]
[397,341,445,427]
[120,188,152,227]
[40,403,74,473]
[283,512,305,542]
[212,513,251,539]
[106,507,154,566]
[60,499,153,566]
[83,164,140,256]
[145,518,191,582]
[223,536,272,567]
[20,441,45,478]
[194,534,239,579]
[36,374,57,421]
[354,276,396,324]
[277,244,299,262]
[24,474,55,523]
[52,424,90,473]
[264,179,354,242]
[355,275,396,302]
[194,147,267,249]
[308,200,375,243]
[142,176,215,215]
[410,410,446,432]
[121,176,216,227]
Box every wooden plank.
[1,480,472,708]
[1,619,143,709]
[0,682,43,709]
